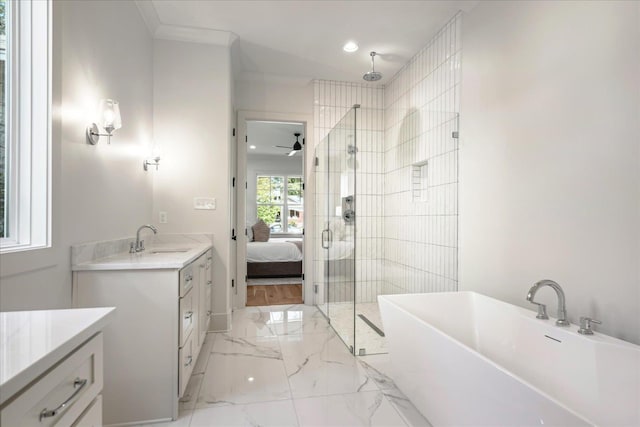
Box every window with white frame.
[0,0,52,253]
[256,175,303,234]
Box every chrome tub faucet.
[526,279,570,327]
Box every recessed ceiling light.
[249,145,256,149]
[343,41,359,53]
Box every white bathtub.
[378,291,640,427]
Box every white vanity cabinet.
[0,308,114,427]
[197,250,213,346]
[72,245,213,426]
[1,334,104,427]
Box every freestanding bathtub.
[379,291,640,427]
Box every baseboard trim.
[210,311,231,332]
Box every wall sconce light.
[86,99,122,145]
[143,156,161,171]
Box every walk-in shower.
[314,102,460,356]
[312,13,462,356]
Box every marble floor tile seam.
[193,388,293,410]
[223,318,333,338]
[222,327,335,339]
[286,386,398,403]
[194,395,302,409]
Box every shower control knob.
[343,210,355,223]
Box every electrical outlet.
[159,211,168,223]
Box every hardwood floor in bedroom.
[246,284,303,306]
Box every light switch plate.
[194,197,216,210]
[159,211,168,223]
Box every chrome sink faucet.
[526,279,570,327]
[131,224,158,253]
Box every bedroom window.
[256,175,303,234]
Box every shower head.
[363,51,382,82]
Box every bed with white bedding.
[247,238,303,278]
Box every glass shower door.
[314,127,329,319]
[316,106,358,354]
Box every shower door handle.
[321,229,330,249]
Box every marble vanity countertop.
[71,234,213,271]
[0,307,115,405]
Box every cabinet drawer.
[179,289,196,347]
[178,332,195,397]
[1,333,103,427]
[205,250,212,272]
[179,265,195,297]
[71,395,102,427]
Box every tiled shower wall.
[313,81,385,304]
[382,13,462,295]
[312,12,461,304]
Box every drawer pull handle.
[39,378,88,421]
[184,311,194,320]
[207,280,212,286]
[184,356,193,367]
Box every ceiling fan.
[275,132,302,156]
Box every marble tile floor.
[142,304,430,427]
[319,302,388,355]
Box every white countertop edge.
[0,307,116,405]
[71,243,212,272]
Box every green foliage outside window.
[256,174,303,233]
[0,1,5,37]
[257,205,281,227]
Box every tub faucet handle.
[533,302,548,319]
[578,317,601,335]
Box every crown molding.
[134,0,160,35]
[134,0,236,47]
[155,24,237,47]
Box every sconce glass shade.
[99,99,122,134]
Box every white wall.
[0,1,154,310]
[235,77,313,114]
[459,1,640,344]
[246,153,303,226]
[153,39,233,330]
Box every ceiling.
[138,1,476,84]
[247,121,305,156]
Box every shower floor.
[318,302,387,355]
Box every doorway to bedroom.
[242,120,305,306]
